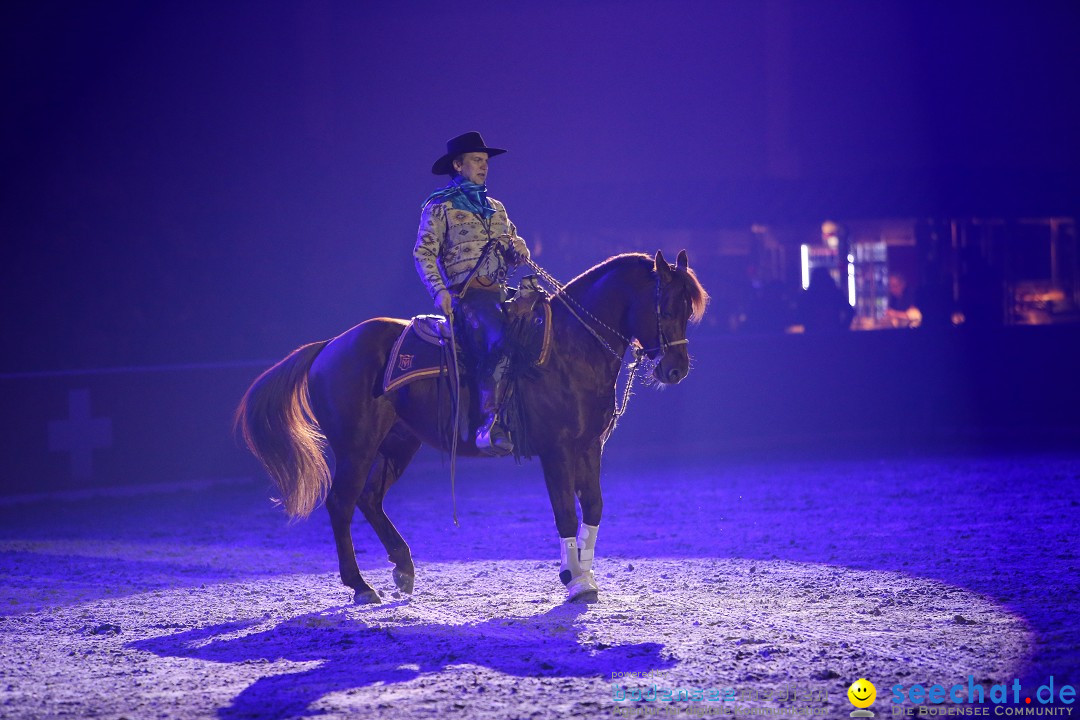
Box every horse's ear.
[654,250,673,281]
[676,250,689,271]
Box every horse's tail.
[235,341,330,520]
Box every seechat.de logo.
[849,679,877,717]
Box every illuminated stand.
[800,239,889,330]
[851,241,889,328]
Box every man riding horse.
[413,132,531,456]
[236,131,709,605]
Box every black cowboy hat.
[431,131,507,175]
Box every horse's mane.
[563,252,710,323]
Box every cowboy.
[414,132,531,455]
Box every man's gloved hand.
[510,236,531,262]
[435,289,454,316]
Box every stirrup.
[476,418,513,456]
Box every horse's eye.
[661,312,673,320]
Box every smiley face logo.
[848,678,877,708]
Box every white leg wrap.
[559,534,598,600]
[577,523,599,573]
[559,536,582,577]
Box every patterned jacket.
[413,197,525,299]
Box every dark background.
[4,0,1079,372]
[3,7,1077,700]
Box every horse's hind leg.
[326,411,396,604]
[327,459,379,603]
[358,423,422,595]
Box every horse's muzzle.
[654,361,687,384]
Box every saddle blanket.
[383,315,452,393]
[382,298,553,394]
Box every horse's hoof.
[393,569,414,594]
[354,589,382,605]
[566,571,599,603]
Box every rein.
[445,305,462,527]
[443,225,504,527]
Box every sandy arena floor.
[0,451,1077,719]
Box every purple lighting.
[2,1,1079,717]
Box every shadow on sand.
[130,602,673,719]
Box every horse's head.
[632,250,709,384]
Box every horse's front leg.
[540,445,599,603]
[574,440,603,583]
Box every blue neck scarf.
[422,177,495,220]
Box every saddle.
[383,278,553,395]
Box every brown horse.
[236,250,708,604]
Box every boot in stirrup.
[475,374,513,456]
[476,413,513,457]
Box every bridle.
[638,273,690,359]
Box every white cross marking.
[48,389,113,480]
